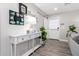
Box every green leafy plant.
[66,25,78,37]
[40,26,47,45]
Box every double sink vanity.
[10,32,42,56]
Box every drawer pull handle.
[22,38,24,40]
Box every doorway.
[48,18,60,40]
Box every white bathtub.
[68,36,79,56]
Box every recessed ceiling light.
[54,8,58,11]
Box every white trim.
[48,38,68,42]
[48,38,59,40]
[59,39,68,42]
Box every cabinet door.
[28,39,33,50]
[34,38,40,47]
[16,41,29,56]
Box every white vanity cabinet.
[10,32,42,56]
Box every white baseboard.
[48,38,59,40]
[59,39,68,42]
[48,38,68,42]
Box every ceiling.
[34,3,79,16]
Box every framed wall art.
[9,10,24,25]
[19,3,27,14]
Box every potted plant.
[40,26,47,46]
[66,25,78,37]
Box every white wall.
[0,3,45,56]
[44,18,49,38]
[0,8,1,55]
[44,10,79,41]
[59,11,79,41]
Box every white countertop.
[10,32,40,37]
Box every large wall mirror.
[24,15,37,25]
[24,14,38,33]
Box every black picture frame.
[19,3,27,14]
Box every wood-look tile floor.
[30,39,72,56]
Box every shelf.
[23,45,41,56]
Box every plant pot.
[42,41,46,46]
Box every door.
[48,19,60,39]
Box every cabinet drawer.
[17,37,24,43]
[30,35,36,39]
[34,33,40,38]
[30,33,40,39]
[17,36,29,43]
[11,37,18,44]
[36,33,40,37]
[23,36,30,41]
